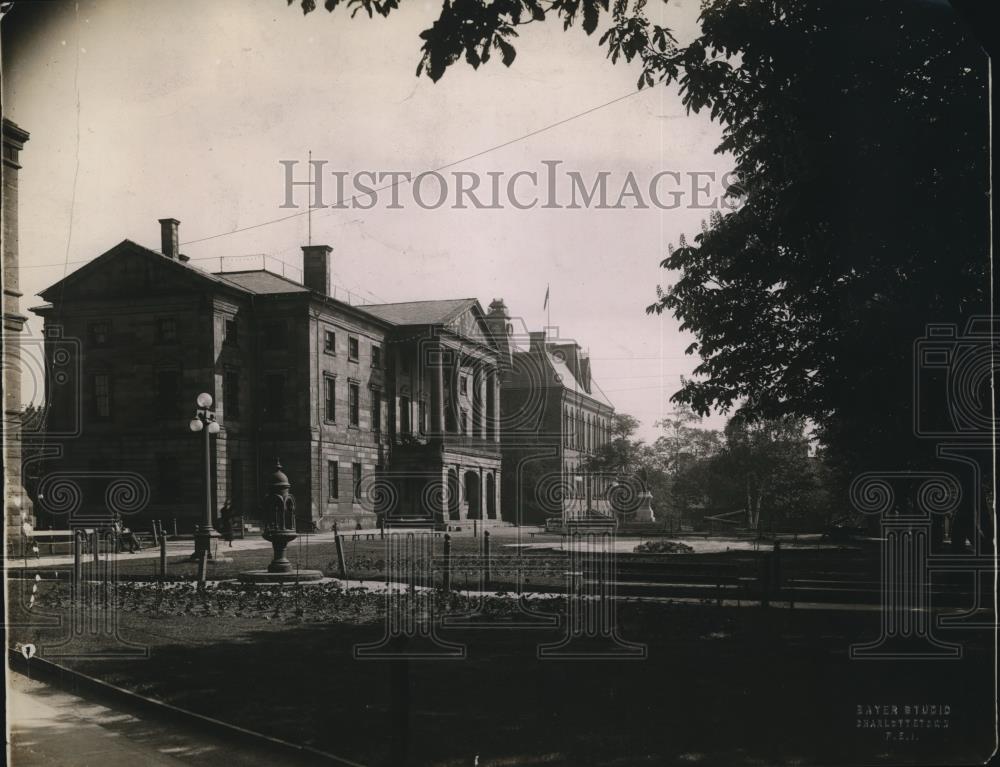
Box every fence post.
[160,535,167,579]
[197,549,208,587]
[335,533,348,579]
[151,520,160,548]
[483,530,491,588]
[73,531,82,598]
[443,534,452,593]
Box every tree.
[712,416,819,533]
[291,0,989,544]
[584,412,644,476]
[289,0,685,85]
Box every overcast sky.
[3,0,732,441]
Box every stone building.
[31,220,503,531]
[2,118,34,552]
[487,300,615,526]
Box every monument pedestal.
[634,491,656,523]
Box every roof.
[359,298,477,326]
[213,270,309,295]
[543,350,614,408]
[38,239,254,301]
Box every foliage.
[290,0,683,85]
[633,539,693,554]
[644,0,988,488]
[290,0,988,540]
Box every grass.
[8,575,995,767]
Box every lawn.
[8,574,995,767]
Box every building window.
[155,369,179,417]
[263,321,286,350]
[400,395,411,435]
[348,336,359,361]
[93,373,112,419]
[156,318,177,344]
[348,382,360,427]
[89,322,110,347]
[371,389,382,433]
[418,399,426,434]
[324,330,336,355]
[224,368,241,418]
[225,319,239,347]
[460,375,468,395]
[461,410,468,436]
[324,376,336,422]
[352,462,362,500]
[264,373,285,419]
[371,344,381,369]
[328,461,339,500]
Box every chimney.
[159,218,180,259]
[302,245,332,295]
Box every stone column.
[456,465,467,521]
[476,362,488,440]
[440,465,451,523]
[432,344,445,435]
[493,470,502,523]
[479,466,486,522]
[491,369,501,443]
[448,353,460,435]
[393,346,402,436]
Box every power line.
[177,88,650,247]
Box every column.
[433,345,445,435]
[479,466,486,522]
[449,353,460,435]
[477,363,488,440]
[493,471,502,522]
[393,346,402,437]
[456,465,467,520]
[491,369,501,443]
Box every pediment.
[445,303,497,349]
[39,240,231,302]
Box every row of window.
[86,318,383,366]
[564,407,609,453]
[322,329,381,367]
[322,377,372,429]
[326,460,363,501]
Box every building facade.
[488,300,615,526]
[2,118,34,552]
[31,221,503,531]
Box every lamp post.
[189,392,220,581]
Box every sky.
[3,0,733,442]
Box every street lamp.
[189,392,221,582]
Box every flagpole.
[546,282,551,339]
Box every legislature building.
[29,219,613,531]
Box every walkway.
[7,670,352,766]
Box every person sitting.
[112,514,142,553]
